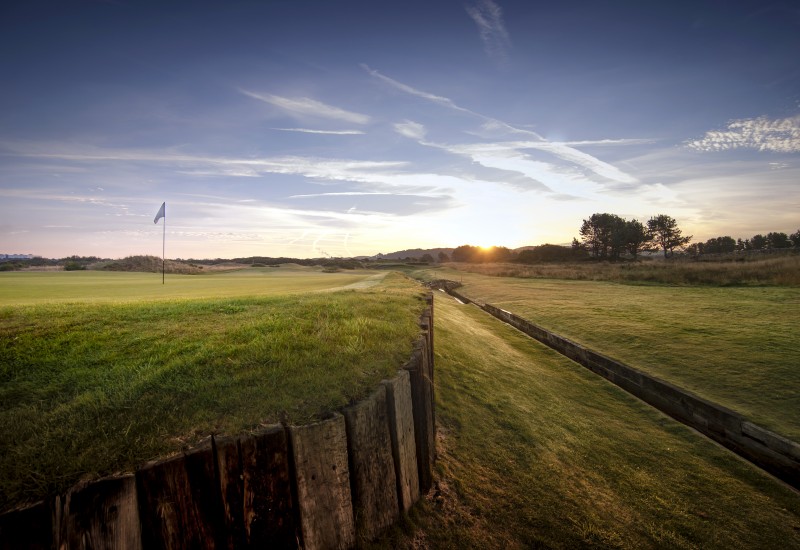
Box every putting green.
[0,266,385,305]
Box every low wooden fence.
[442,286,800,489]
[1,295,435,549]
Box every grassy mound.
[100,255,205,274]
[0,273,427,510]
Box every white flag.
[154,202,165,224]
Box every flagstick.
[162,211,165,285]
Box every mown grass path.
[388,294,800,549]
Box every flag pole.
[154,202,166,285]
[162,208,165,285]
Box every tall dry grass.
[445,254,800,286]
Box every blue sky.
[1,0,799,259]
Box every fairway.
[396,294,800,548]
[0,265,385,305]
[415,267,800,441]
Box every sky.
[1,0,799,259]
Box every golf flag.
[155,202,166,284]
[154,202,166,224]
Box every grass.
[375,294,800,548]
[445,253,800,286]
[414,266,800,442]
[0,264,385,305]
[0,271,428,511]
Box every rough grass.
[0,272,427,511]
[374,294,800,548]
[414,267,800,442]
[446,253,800,286]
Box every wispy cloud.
[557,138,656,147]
[393,120,427,140]
[239,90,371,125]
[271,127,366,135]
[1,142,457,208]
[368,68,638,186]
[361,65,477,115]
[363,65,538,139]
[465,0,512,64]
[522,142,639,183]
[685,115,800,153]
[289,191,439,199]
[1,143,405,182]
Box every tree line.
[447,244,586,263]
[686,230,800,255]
[575,213,691,259]
[575,213,800,260]
[444,214,800,265]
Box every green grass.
[415,267,800,442]
[376,294,800,548]
[0,265,385,305]
[0,272,428,511]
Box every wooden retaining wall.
[442,286,799,488]
[0,294,435,549]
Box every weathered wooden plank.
[419,333,436,469]
[56,474,141,550]
[426,296,434,388]
[343,386,399,541]
[405,335,434,493]
[215,436,245,549]
[239,425,298,548]
[288,414,354,550]
[0,500,52,550]
[383,370,420,513]
[136,444,225,550]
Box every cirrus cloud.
[239,90,371,125]
[466,0,512,64]
[685,115,800,153]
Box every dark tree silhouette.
[579,213,625,259]
[767,232,792,249]
[646,214,691,258]
[622,220,650,259]
[578,213,650,260]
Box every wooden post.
[54,475,141,550]
[288,414,355,550]
[136,444,225,550]
[0,501,52,550]
[405,335,435,493]
[343,386,399,540]
[215,436,247,549]
[383,370,420,513]
[240,426,298,548]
